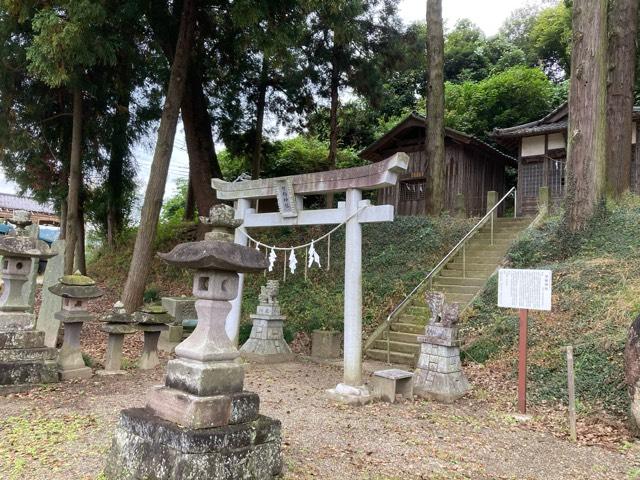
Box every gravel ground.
[1,356,639,480]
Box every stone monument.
[134,305,172,370]
[105,204,282,479]
[240,280,294,363]
[413,292,470,403]
[0,211,57,393]
[98,301,136,375]
[49,271,103,380]
[35,239,65,347]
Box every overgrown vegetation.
[462,195,640,416]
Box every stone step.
[390,322,424,334]
[382,331,420,344]
[0,347,57,363]
[444,263,497,274]
[474,232,520,240]
[431,284,480,295]
[398,314,427,326]
[439,268,492,279]
[373,340,419,355]
[406,306,430,316]
[444,292,476,304]
[432,276,485,287]
[366,348,415,365]
[449,256,504,266]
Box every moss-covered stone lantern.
[133,304,172,370]
[49,271,102,380]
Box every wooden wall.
[377,140,508,217]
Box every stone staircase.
[365,217,532,365]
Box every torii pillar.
[213,153,408,405]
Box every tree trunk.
[251,59,269,180]
[181,62,221,232]
[59,200,67,240]
[326,54,340,208]
[64,88,82,274]
[184,177,195,220]
[121,0,196,312]
[74,206,86,274]
[606,0,639,198]
[425,0,446,215]
[564,0,609,232]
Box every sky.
[0,0,534,205]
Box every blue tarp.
[0,224,60,245]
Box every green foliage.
[445,66,564,138]
[529,2,572,76]
[218,136,363,180]
[160,179,190,224]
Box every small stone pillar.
[134,305,171,370]
[158,296,196,352]
[486,190,498,218]
[49,271,103,380]
[240,280,294,363]
[538,186,550,214]
[455,192,466,218]
[105,204,282,479]
[413,292,470,403]
[98,302,136,375]
[0,211,58,393]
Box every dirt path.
[1,358,639,480]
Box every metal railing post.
[491,213,494,246]
[462,243,466,279]
[386,323,390,364]
[514,189,517,218]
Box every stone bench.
[371,369,414,403]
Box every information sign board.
[498,268,552,311]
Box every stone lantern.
[0,210,57,392]
[105,204,282,479]
[49,271,103,380]
[134,304,172,370]
[98,301,136,375]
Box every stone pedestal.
[106,204,282,479]
[49,272,103,381]
[35,239,65,347]
[98,303,136,375]
[159,296,196,353]
[55,312,92,380]
[312,330,341,359]
[413,293,470,403]
[0,211,58,394]
[240,281,293,363]
[135,307,172,370]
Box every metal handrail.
[365,187,517,362]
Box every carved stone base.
[59,365,92,380]
[104,408,282,480]
[413,343,470,403]
[326,383,372,406]
[240,317,294,364]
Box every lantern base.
[104,408,282,480]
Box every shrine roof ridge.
[212,153,409,201]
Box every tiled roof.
[0,193,56,215]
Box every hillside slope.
[462,195,640,420]
[89,215,474,344]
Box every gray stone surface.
[104,409,282,480]
[413,293,470,403]
[159,297,196,353]
[98,303,137,375]
[311,330,341,359]
[371,369,414,403]
[240,281,294,363]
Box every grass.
[0,411,97,480]
[461,194,640,417]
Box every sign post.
[498,269,552,415]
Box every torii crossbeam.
[212,153,408,404]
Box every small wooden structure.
[360,112,516,217]
[492,102,640,216]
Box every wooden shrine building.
[360,112,516,217]
[492,102,640,216]
[0,193,60,226]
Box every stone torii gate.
[212,153,408,404]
